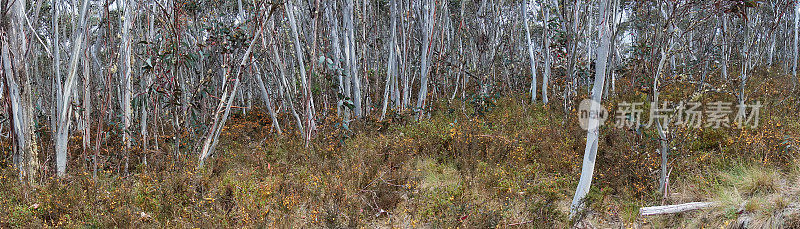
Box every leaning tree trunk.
[570,0,612,218]
[252,60,282,135]
[267,20,304,133]
[199,10,267,167]
[286,0,316,142]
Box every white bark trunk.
[570,0,612,218]
[542,9,550,104]
[3,0,39,183]
[55,0,90,177]
[253,60,282,135]
[286,0,316,142]
[326,0,345,117]
[346,0,363,117]
[794,2,799,85]
[380,0,398,120]
[640,202,716,216]
[416,0,434,117]
[120,0,135,174]
[199,14,266,166]
[523,0,537,103]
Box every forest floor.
[2,68,800,228]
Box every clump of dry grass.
[660,164,800,228]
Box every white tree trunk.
[641,202,716,216]
[523,0,537,103]
[346,0,363,117]
[3,0,39,183]
[253,60,282,135]
[326,0,345,117]
[55,0,91,177]
[542,8,550,105]
[416,0,434,118]
[657,121,669,193]
[269,27,304,133]
[120,0,136,173]
[570,0,612,218]
[52,0,62,135]
[794,2,799,86]
[286,0,316,142]
[380,0,398,120]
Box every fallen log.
[640,202,717,216]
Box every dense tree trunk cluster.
[0,0,797,216]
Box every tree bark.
[570,0,612,218]
[416,0,434,118]
[2,0,40,183]
[523,0,537,103]
[55,0,91,177]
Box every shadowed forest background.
[1,0,800,227]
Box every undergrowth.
[0,68,798,228]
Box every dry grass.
[0,69,798,228]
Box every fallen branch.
[640,202,717,216]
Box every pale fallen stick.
[640,202,717,216]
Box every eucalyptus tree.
[523,0,538,103]
[381,0,400,120]
[794,1,799,86]
[416,0,435,118]
[541,2,552,105]
[345,0,363,118]
[285,0,316,142]
[2,0,40,182]
[55,0,92,177]
[199,2,269,167]
[571,0,612,218]
[120,0,136,173]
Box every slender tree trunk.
[657,120,669,193]
[523,0,537,103]
[794,2,799,86]
[253,60,282,135]
[199,13,266,166]
[722,15,729,80]
[269,25,304,133]
[120,0,135,174]
[82,49,91,174]
[286,0,316,142]
[416,0,434,118]
[326,0,345,117]
[53,0,62,136]
[345,0,363,117]
[381,0,398,120]
[570,0,611,218]
[542,8,551,105]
